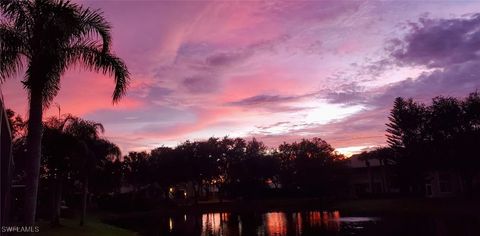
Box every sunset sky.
[3,0,480,156]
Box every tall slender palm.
[41,116,79,226]
[63,117,106,226]
[0,0,130,225]
[82,138,120,225]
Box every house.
[347,152,480,198]
[424,171,462,198]
[0,92,14,228]
[346,155,399,197]
[169,181,219,200]
[424,170,480,198]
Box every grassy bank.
[34,216,137,236]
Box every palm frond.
[0,23,25,81]
[96,138,121,160]
[92,122,105,134]
[1,0,130,105]
[0,0,31,30]
[63,116,105,141]
[66,42,130,102]
[76,6,111,52]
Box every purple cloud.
[226,94,299,106]
[205,51,253,67]
[391,14,480,68]
[182,75,220,94]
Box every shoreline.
[103,197,480,220]
[98,197,480,235]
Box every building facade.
[347,155,399,197]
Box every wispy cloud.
[3,0,480,155]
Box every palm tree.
[41,116,79,226]
[78,138,120,226]
[0,0,130,225]
[63,117,105,226]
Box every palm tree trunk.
[80,175,88,226]
[51,176,63,226]
[23,87,43,226]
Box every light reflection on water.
[201,212,230,236]
[186,210,373,236]
[113,209,480,236]
[264,212,287,235]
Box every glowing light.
[308,211,321,227]
[293,213,303,235]
[336,145,372,157]
[265,212,287,235]
[303,104,364,127]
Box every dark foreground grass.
[34,216,137,236]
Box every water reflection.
[190,210,359,236]
[264,212,287,235]
[201,213,229,236]
[110,208,480,236]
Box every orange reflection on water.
[265,212,287,236]
[332,210,340,219]
[293,212,303,235]
[199,211,341,235]
[202,212,230,236]
[306,211,341,232]
[308,211,321,227]
[328,211,341,232]
[322,211,329,226]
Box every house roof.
[346,155,382,168]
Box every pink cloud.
[3,0,479,155]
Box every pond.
[112,210,480,236]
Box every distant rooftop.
[346,155,382,168]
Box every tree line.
[7,90,480,227]
[7,110,348,225]
[120,136,347,202]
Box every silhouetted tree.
[123,151,150,192]
[217,137,247,199]
[386,92,480,195]
[63,117,110,226]
[386,97,428,194]
[89,139,121,196]
[6,109,25,139]
[0,0,130,225]
[459,92,480,194]
[278,138,346,197]
[224,138,273,198]
[150,147,179,199]
[426,93,480,195]
[41,117,80,226]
